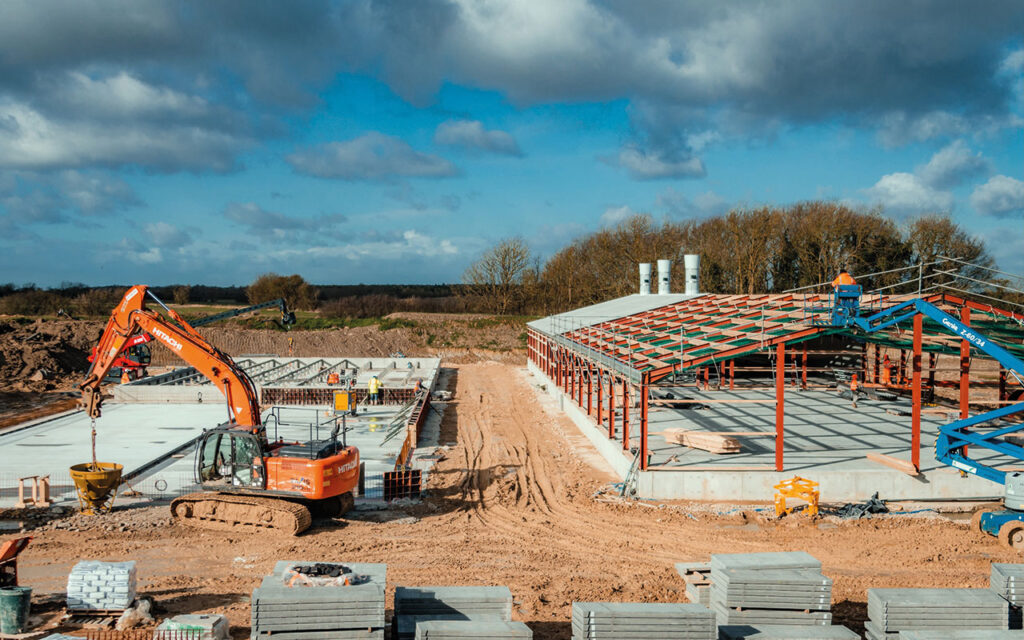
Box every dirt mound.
[0,318,100,392]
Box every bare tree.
[462,237,534,314]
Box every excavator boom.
[80,285,262,430]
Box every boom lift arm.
[829,285,1024,484]
[80,285,262,431]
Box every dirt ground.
[11,362,1020,640]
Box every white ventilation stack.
[639,263,652,295]
[657,259,671,295]
[684,254,700,295]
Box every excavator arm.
[80,285,262,430]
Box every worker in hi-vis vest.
[831,268,856,289]
[367,375,382,405]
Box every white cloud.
[657,187,730,218]
[877,110,1023,147]
[286,132,459,181]
[600,205,638,226]
[916,140,989,189]
[970,175,1024,218]
[864,172,953,217]
[434,120,522,156]
[143,221,192,248]
[1000,48,1024,74]
[223,202,348,240]
[265,229,461,262]
[616,147,705,180]
[0,95,248,172]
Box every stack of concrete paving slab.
[66,560,137,611]
[710,552,831,627]
[866,589,1009,640]
[990,564,1024,628]
[394,586,514,640]
[154,614,229,640]
[251,561,386,640]
[413,619,532,639]
[718,625,859,640]
[676,562,712,606]
[571,602,717,640]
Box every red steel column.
[607,377,616,438]
[640,373,650,470]
[596,368,604,425]
[912,313,922,471]
[802,345,808,389]
[729,360,735,390]
[622,383,630,451]
[586,364,593,416]
[960,306,971,419]
[861,343,868,383]
[1000,366,1007,405]
[775,343,785,472]
[927,353,936,392]
[873,344,880,384]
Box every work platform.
[528,360,1002,501]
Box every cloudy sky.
[0,0,1021,287]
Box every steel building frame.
[527,292,1024,473]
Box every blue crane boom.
[828,286,1024,485]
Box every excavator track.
[170,492,312,535]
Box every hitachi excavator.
[80,285,359,535]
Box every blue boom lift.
[824,285,1024,548]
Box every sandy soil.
[11,362,1019,640]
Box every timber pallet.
[63,609,126,628]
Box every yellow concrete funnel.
[69,463,123,514]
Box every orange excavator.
[80,285,359,534]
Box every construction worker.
[831,268,856,289]
[881,354,893,385]
[367,375,382,405]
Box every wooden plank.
[663,427,741,454]
[865,452,919,476]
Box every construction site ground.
[7,362,1019,640]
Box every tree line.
[461,203,1010,316]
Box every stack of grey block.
[865,589,1009,640]
[571,602,717,640]
[251,561,386,640]
[990,564,1024,628]
[413,619,532,639]
[676,562,712,606]
[710,552,831,626]
[394,586,514,640]
[719,625,859,640]
[66,560,137,611]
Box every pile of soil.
[0,318,100,392]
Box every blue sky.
[0,0,1021,287]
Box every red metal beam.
[912,313,922,472]
[622,382,630,452]
[640,373,650,470]
[608,376,615,439]
[775,343,785,472]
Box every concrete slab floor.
[527,361,1009,500]
[0,401,432,507]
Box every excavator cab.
[196,428,267,490]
